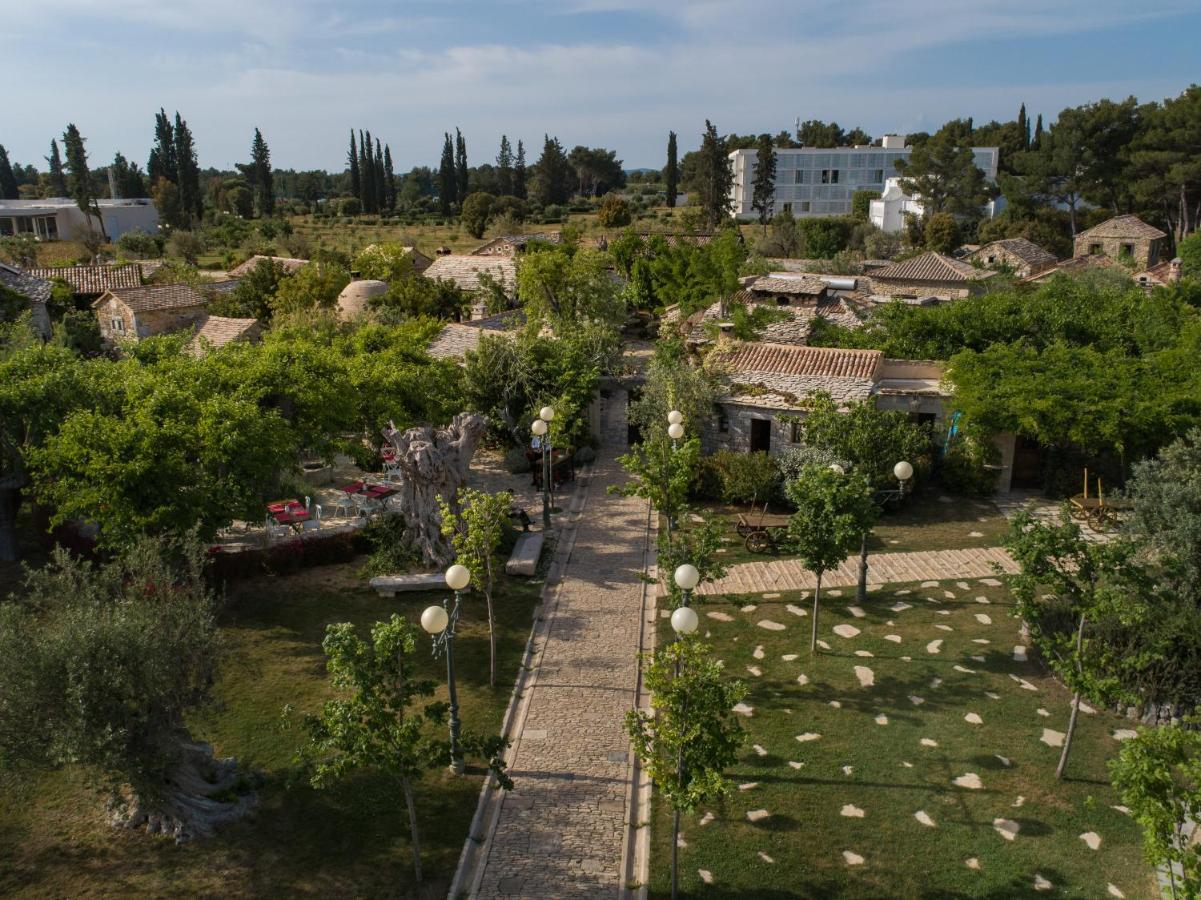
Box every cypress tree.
[173,112,202,222]
[664,131,678,208]
[374,138,386,214]
[750,132,777,226]
[697,120,732,229]
[383,144,396,210]
[45,139,68,196]
[348,129,361,203]
[1032,114,1044,150]
[250,128,274,218]
[111,152,147,198]
[439,132,456,214]
[359,130,373,212]
[62,124,105,238]
[496,135,513,197]
[514,139,527,200]
[1017,102,1029,150]
[148,108,177,185]
[454,128,468,203]
[0,145,18,200]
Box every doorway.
[1011,436,1044,490]
[750,418,771,453]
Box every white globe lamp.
[445,564,471,591]
[667,410,683,425]
[667,422,685,441]
[421,605,449,635]
[671,606,699,636]
[531,418,548,437]
[539,406,555,422]
[674,564,701,591]
[894,460,914,482]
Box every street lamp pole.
[853,459,914,603]
[668,562,699,900]
[666,411,685,537]
[421,564,472,774]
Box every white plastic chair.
[333,494,355,518]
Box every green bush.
[115,228,164,259]
[714,450,781,506]
[689,456,724,502]
[938,439,999,497]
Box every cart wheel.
[1089,508,1115,532]
[746,531,773,554]
[1069,505,1088,521]
[735,522,751,537]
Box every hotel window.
[15,217,33,234]
[0,218,13,236]
[800,201,811,213]
[872,169,884,182]
[34,216,58,240]
[1121,243,1135,256]
[782,202,793,214]
[794,169,805,184]
[821,169,839,184]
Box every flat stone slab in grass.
[975,613,993,624]
[975,596,990,604]
[763,592,780,599]
[914,810,936,827]
[875,714,889,725]
[920,738,939,747]
[753,645,765,659]
[827,589,842,597]
[741,604,758,612]
[752,744,767,757]
[1108,886,1125,898]
[707,611,734,622]
[953,665,976,674]
[746,809,770,822]
[847,606,866,618]
[968,531,985,537]
[758,852,775,864]
[1080,831,1102,850]
[854,650,874,658]
[782,653,798,661]
[816,639,831,650]
[854,666,875,687]
[842,851,865,866]
[993,818,1020,841]
[921,581,939,588]
[746,665,762,676]
[733,703,755,717]
[934,624,954,631]
[908,695,925,705]
[738,782,759,791]
[795,732,822,742]
[786,604,808,617]
[943,590,956,599]
[964,712,983,725]
[698,869,714,884]
[699,811,715,826]
[965,858,980,870]
[1040,728,1066,747]
[840,804,865,817]
[796,674,809,685]
[926,639,943,654]
[1034,874,1052,891]
[757,620,786,631]
[953,773,983,789]
[895,589,911,595]
[889,602,912,612]
[1113,729,1138,741]
[884,634,902,643]
[833,624,861,638]
[979,578,1003,586]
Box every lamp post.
[854,459,914,603]
[668,562,699,900]
[421,563,471,774]
[665,411,685,537]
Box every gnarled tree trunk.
[109,735,257,843]
[381,413,486,568]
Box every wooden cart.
[1069,469,1128,532]
[735,503,792,554]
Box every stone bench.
[505,531,544,577]
[369,573,446,597]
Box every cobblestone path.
[692,546,1017,596]
[469,392,653,898]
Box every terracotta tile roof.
[427,311,524,360]
[868,252,992,283]
[1077,214,1167,241]
[228,255,309,277]
[747,273,828,296]
[27,263,143,295]
[424,255,517,293]
[0,263,52,303]
[1135,259,1178,285]
[971,238,1058,271]
[187,315,261,355]
[95,283,209,313]
[714,341,882,380]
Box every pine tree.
[1032,114,1044,150]
[148,108,177,185]
[249,128,274,218]
[664,131,679,209]
[531,134,573,207]
[45,139,67,196]
[111,153,147,198]
[496,135,513,197]
[1017,102,1029,150]
[383,144,396,210]
[514,140,527,200]
[455,128,468,203]
[173,112,202,222]
[439,132,456,214]
[62,124,105,238]
[0,145,18,200]
[697,120,733,229]
[750,133,777,226]
[373,138,386,214]
[348,130,361,204]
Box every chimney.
[349,269,362,280]
[1170,257,1183,283]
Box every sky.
[3,0,1199,174]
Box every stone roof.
[668,295,867,347]
[1078,214,1167,241]
[424,255,517,293]
[869,252,992,283]
[471,233,562,255]
[712,341,882,409]
[636,231,717,247]
[187,315,261,355]
[1135,259,1180,286]
[0,263,52,304]
[427,311,524,360]
[228,255,309,277]
[747,273,828,296]
[27,263,143,295]
[95,283,209,313]
[1026,254,1127,282]
[971,238,1058,271]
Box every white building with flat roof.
[729,134,999,220]
[0,197,158,241]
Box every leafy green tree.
[763,207,801,257]
[1125,428,1201,598]
[292,614,511,883]
[166,229,204,266]
[1109,722,1201,899]
[896,128,993,217]
[44,139,67,196]
[656,511,728,607]
[0,146,17,200]
[664,131,679,208]
[438,488,513,686]
[1179,232,1201,278]
[796,216,853,258]
[625,637,745,900]
[696,120,733,229]
[531,134,574,207]
[786,465,877,653]
[438,132,456,214]
[218,256,289,319]
[797,120,851,147]
[516,246,624,329]
[850,189,878,221]
[596,193,631,228]
[751,133,777,227]
[383,143,396,210]
[1127,86,1201,243]
[924,212,960,252]
[1005,510,1153,778]
[617,433,699,536]
[568,146,625,197]
[62,124,106,239]
[628,340,720,438]
[0,534,253,841]
[460,191,495,239]
[110,151,147,198]
[269,262,350,317]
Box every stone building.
[864,251,994,303]
[968,238,1058,279]
[93,284,209,343]
[1135,257,1184,290]
[471,233,562,256]
[0,262,53,339]
[27,263,144,300]
[1073,215,1167,270]
[187,315,262,356]
[424,254,518,319]
[336,278,388,321]
[427,310,525,361]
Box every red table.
[338,481,399,501]
[268,500,310,530]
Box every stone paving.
[691,546,1018,597]
[468,392,653,898]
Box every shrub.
[115,228,164,259]
[690,456,724,502]
[714,450,781,506]
[924,213,960,253]
[338,197,362,216]
[597,194,632,229]
[938,439,999,497]
[777,445,844,486]
[358,515,421,578]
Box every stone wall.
[1074,234,1162,270]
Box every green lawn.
[0,560,541,899]
[647,578,1154,898]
